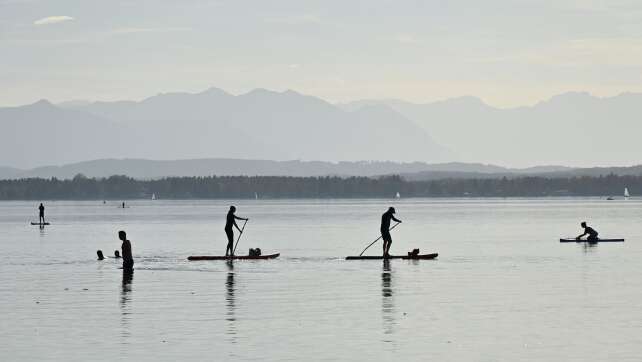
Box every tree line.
[0,173,638,200]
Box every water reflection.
[225,260,237,344]
[381,259,395,342]
[120,269,134,341]
[582,242,599,253]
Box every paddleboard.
[188,253,280,261]
[30,222,50,226]
[346,253,438,260]
[559,238,624,243]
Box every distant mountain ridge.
[0,158,524,179]
[340,92,642,167]
[1,157,639,181]
[0,88,452,168]
[0,100,124,168]
[2,87,641,169]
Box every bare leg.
[382,240,391,257]
[225,229,234,256]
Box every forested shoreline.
[0,174,638,200]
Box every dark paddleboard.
[188,253,280,261]
[346,253,438,260]
[560,238,624,243]
[30,222,50,226]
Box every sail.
[624,188,630,198]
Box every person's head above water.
[118,230,127,241]
[388,207,396,214]
[97,250,104,260]
[230,206,236,213]
[114,250,121,258]
[581,221,587,228]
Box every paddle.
[358,222,400,256]
[232,219,248,255]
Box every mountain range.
[1,157,640,181]
[0,88,451,169]
[1,87,641,170]
[340,92,642,167]
[0,158,543,180]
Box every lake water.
[1,198,641,361]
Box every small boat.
[346,253,438,260]
[606,196,615,201]
[395,192,401,199]
[187,253,280,261]
[30,222,50,226]
[624,187,630,200]
[151,193,156,200]
[559,238,624,243]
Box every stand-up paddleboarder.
[381,207,402,257]
[225,206,248,257]
[38,203,45,225]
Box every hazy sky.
[2,0,642,107]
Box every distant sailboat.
[151,193,156,200]
[395,192,401,199]
[255,192,258,200]
[624,187,630,200]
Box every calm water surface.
[1,198,641,361]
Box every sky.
[2,0,642,108]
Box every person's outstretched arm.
[392,216,402,223]
[234,215,248,221]
[576,231,587,240]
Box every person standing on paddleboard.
[381,207,402,257]
[225,206,248,257]
[576,221,599,242]
[38,203,45,224]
